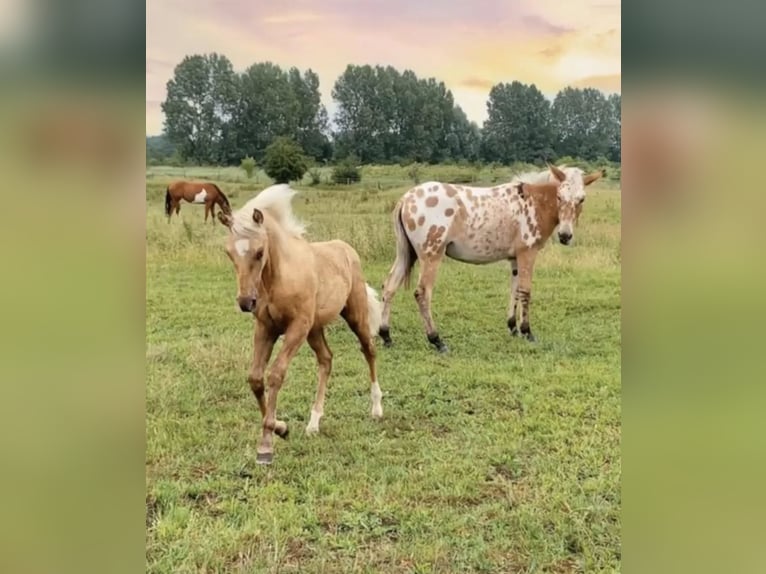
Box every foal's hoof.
[274,425,290,440]
[255,451,273,465]
[436,344,449,354]
[522,332,536,343]
[427,333,448,354]
[507,318,519,336]
[383,339,393,348]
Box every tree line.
[156,53,620,167]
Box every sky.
[146,0,620,136]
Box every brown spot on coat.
[417,215,425,226]
[444,208,454,217]
[444,184,457,197]
[425,196,439,208]
[416,188,424,198]
[404,214,417,231]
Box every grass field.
[146,165,621,573]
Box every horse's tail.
[213,184,231,214]
[164,186,172,217]
[387,200,417,290]
[364,283,383,338]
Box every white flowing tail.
[365,284,383,338]
[386,200,417,291]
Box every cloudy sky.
[146,0,620,135]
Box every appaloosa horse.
[217,184,384,465]
[165,180,231,223]
[379,164,604,352]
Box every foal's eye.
[254,248,264,261]
[578,198,585,205]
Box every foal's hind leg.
[204,203,211,222]
[414,254,448,353]
[305,328,333,434]
[342,292,383,420]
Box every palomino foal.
[379,164,603,352]
[218,184,384,465]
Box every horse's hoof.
[509,328,519,337]
[255,452,273,465]
[437,344,449,354]
[275,425,289,440]
[383,339,393,348]
[523,332,536,343]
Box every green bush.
[263,137,308,184]
[240,156,256,179]
[406,162,423,184]
[332,156,362,185]
[308,167,322,186]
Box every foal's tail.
[387,200,418,290]
[365,284,383,338]
[212,184,232,215]
[164,186,172,218]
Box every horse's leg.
[204,202,210,222]
[210,201,216,223]
[379,273,398,348]
[507,258,520,336]
[257,321,310,465]
[305,328,333,434]
[341,291,382,419]
[516,249,538,342]
[248,323,277,421]
[175,200,181,216]
[414,254,448,353]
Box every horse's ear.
[515,182,525,198]
[252,208,264,225]
[217,211,233,229]
[583,170,604,186]
[548,163,567,183]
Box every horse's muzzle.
[558,232,572,245]
[237,296,256,312]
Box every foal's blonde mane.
[231,184,306,238]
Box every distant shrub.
[240,156,256,179]
[406,162,423,184]
[332,156,362,184]
[308,167,322,186]
[263,137,308,183]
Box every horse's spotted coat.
[379,165,605,350]
[193,189,208,203]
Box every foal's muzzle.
[237,296,256,312]
[558,231,573,245]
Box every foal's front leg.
[515,249,538,342]
[257,321,310,465]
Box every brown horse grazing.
[379,164,604,352]
[165,180,231,223]
[217,184,384,465]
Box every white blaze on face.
[234,239,250,257]
[193,189,208,203]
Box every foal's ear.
[583,170,604,186]
[548,163,567,183]
[252,208,264,225]
[217,211,233,229]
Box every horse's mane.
[231,184,306,238]
[512,165,584,185]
